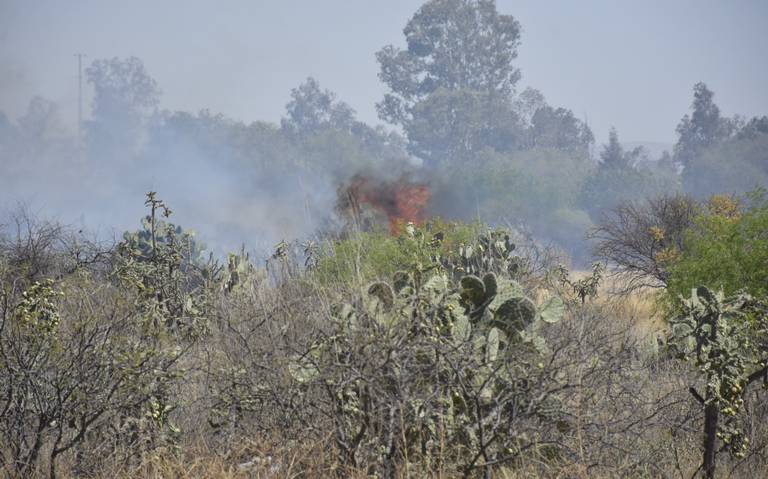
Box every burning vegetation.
[337,174,432,234]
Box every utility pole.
[74,53,86,145]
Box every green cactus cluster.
[288,231,566,474]
[0,194,215,476]
[669,286,768,461]
[114,193,210,337]
[121,216,208,271]
[14,279,63,337]
[221,247,259,294]
[438,229,524,281]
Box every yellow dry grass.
[569,269,667,339]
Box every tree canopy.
[376,0,521,126]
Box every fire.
[338,174,431,234]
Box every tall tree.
[376,0,595,167]
[85,57,161,155]
[406,88,522,166]
[682,131,768,197]
[281,77,355,136]
[510,87,593,154]
[736,115,768,140]
[512,87,547,128]
[578,128,673,220]
[376,0,521,127]
[599,127,641,169]
[376,0,524,167]
[675,84,767,196]
[280,77,410,173]
[529,105,593,153]
[674,82,732,168]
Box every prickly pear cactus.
[122,217,207,270]
[668,286,768,461]
[442,229,524,280]
[288,260,566,474]
[221,248,259,294]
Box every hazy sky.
[2,0,767,145]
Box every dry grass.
[38,441,702,479]
[3,256,765,478]
[42,435,367,479]
[570,268,666,336]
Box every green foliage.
[439,228,523,281]
[14,279,63,337]
[289,225,566,475]
[312,220,481,286]
[221,247,260,294]
[664,192,768,476]
[433,148,590,219]
[668,286,768,472]
[600,128,636,170]
[299,127,398,179]
[673,82,767,198]
[121,214,208,272]
[115,193,211,337]
[405,88,523,166]
[87,56,160,119]
[666,191,768,303]
[312,231,412,286]
[376,0,522,127]
[674,82,734,169]
[580,128,681,221]
[528,105,594,154]
[281,77,355,137]
[581,165,667,220]
[431,147,597,261]
[682,132,768,197]
[86,56,161,155]
[376,0,592,169]
[0,194,214,477]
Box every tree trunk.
[703,401,719,479]
[702,302,720,479]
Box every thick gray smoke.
[0,120,337,257]
[0,80,336,256]
[0,58,409,257]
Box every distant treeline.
[1,0,766,263]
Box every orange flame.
[339,174,431,234]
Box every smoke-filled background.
[1,0,767,262]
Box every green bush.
[668,286,768,477]
[666,190,768,303]
[312,219,481,286]
[0,193,212,478]
[293,238,566,476]
[682,132,768,197]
